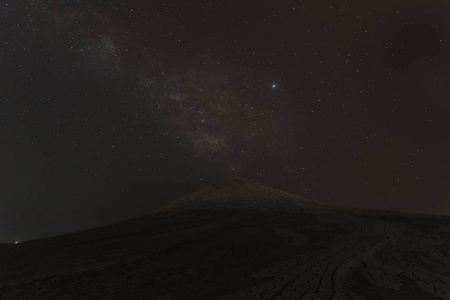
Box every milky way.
[0,0,449,241]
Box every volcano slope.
[1,178,450,299]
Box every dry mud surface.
[1,207,450,299]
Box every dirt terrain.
[1,178,450,299]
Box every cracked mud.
[1,208,450,299]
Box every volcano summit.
[159,177,326,211]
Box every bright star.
[272,84,276,88]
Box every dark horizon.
[4,176,450,244]
[1,0,449,242]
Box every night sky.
[1,0,449,242]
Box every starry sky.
[1,0,449,242]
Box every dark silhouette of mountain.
[0,178,449,299]
[159,177,327,211]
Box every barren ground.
[1,206,450,299]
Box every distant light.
[14,241,18,244]
[272,84,276,88]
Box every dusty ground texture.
[1,179,450,299]
[1,207,450,299]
